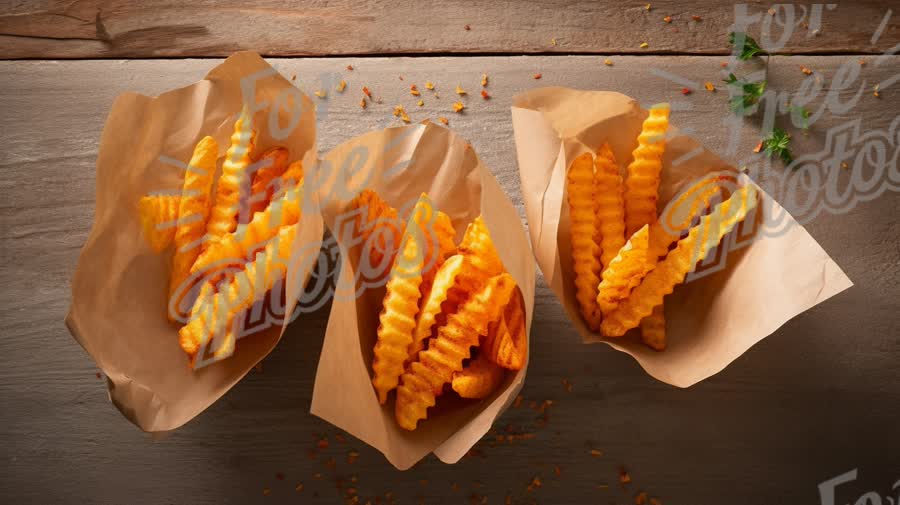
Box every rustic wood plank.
[1,1,898,59]
[1,55,898,504]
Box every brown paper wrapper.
[311,122,535,469]
[66,52,323,431]
[511,87,852,387]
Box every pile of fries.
[351,190,526,430]
[566,104,759,350]
[138,107,305,363]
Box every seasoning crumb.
[553,465,562,477]
[704,81,715,91]
[295,483,304,492]
[451,482,460,491]
[753,140,763,153]
[596,484,610,490]
[362,86,372,98]
[768,7,776,15]
[533,73,542,79]
[425,81,435,90]
[841,162,849,170]
[681,87,692,95]
[262,488,271,496]
[347,449,360,464]
[455,84,467,95]
[858,59,867,66]
[645,4,652,11]
[291,74,297,81]
[604,58,613,66]
[635,491,648,504]
[359,98,367,109]
[481,89,491,100]
[640,42,649,49]
[95,372,102,379]
[434,92,440,99]
[314,90,327,98]
[551,37,558,46]
[649,499,662,505]
[399,75,404,81]
[481,73,489,87]
[464,24,471,31]
[619,468,632,485]
[801,66,813,75]
[873,84,880,98]
[438,116,449,125]
[337,80,347,92]
[417,99,424,107]
[721,61,728,68]
[317,438,329,449]
[561,378,573,392]
[453,102,465,113]
[526,476,543,492]
[691,15,702,21]
[663,15,672,23]
[590,449,603,457]
[276,472,285,481]
[346,65,354,71]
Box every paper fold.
[511,87,852,387]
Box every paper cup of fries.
[66,52,324,431]
[311,121,535,469]
[512,87,852,387]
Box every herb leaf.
[729,32,766,60]
[787,104,811,130]
[760,127,793,164]
[723,73,767,115]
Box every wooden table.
[2,2,898,504]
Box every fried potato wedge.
[395,273,517,430]
[566,152,602,330]
[601,185,758,337]
[452,352,505,399]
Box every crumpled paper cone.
[310,121,535,469]
[66,52,323,431]
[512,87,852,387]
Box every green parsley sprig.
[729,32,766,60]
[723,73,767,115]
[760,128,793,164]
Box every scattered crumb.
[533,73,542,79]
[619,468,632,485]
[681,87,692,95]
[347,449,360,464]
[317,438,329,449]
[604,58,613,66]
[291,74,297,81]
[481,89,491,100]
[874,84,880,98]
[295,483,304,492]
[801,66,813,75]
[590,449,604,457]
[398,75,404,80]
[438,116,449,125]
[314,90,327,98]
[425,81,435,90]
[481,73,489,87]
[663,15,672,23]
[362,86,372,98]
[551,37,558,46]
[841,162,849,169]
[95,372,102,379]
[691,15,702,21]
[645,4,652,11]
[526,476,543,492]
[419,479,429,486]
[561,378,573,392]
[514,395,524,408]
[704,81,715,91]
[417,99,424,107]
[464,24,471,31]
[636,491,648,504]
[337,80,347,92]
[262,488,271,496]
[640,42,649,49]
[455,84,467,95]
[596,484,610,490]
[553,465,562,477]
[453,102,465,113]
[346,65,354,71]
[275,472,285,481]
[410,84,420,96]
[359,98,367,109]
[753,140,763,153]
[649,499,662,505]
[721,61,728,68]
[858,59,867,66]
[768,7,776,15]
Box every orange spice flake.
[590,449,604,457]
[553,465,562,477]
[526,476,543,492]
[663,15,672,23]
[262,488,271,496]
[691,15,702,21]
[359,98,367,109]
[337,80,347,92]
[455,84,467,95]
[561,378,573,392]
[635,491,648,504]
[533,73,542,79]
[417,99,424,107]
[347,449,360,464]
[649,499,663,505]
[425,81,435,90]
[317,438,329,449]
[452,102,465,113]
[704,81,715,91]
[346,64,354,71]
[481,89,491,100]
[410,84,420,96]
[481,73,488,87]
[438,116,449,125]
[295,483,304,492]
[640,42,649,48]
[801,66,813,75]
[314,90,327,98]
[362,86,372,98]
[619,468,632,485]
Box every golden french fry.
[409,254,465,361]
[179,224,297,358]
[596,225,654,317]
[349,189,404,273]
[442,215,504,315]
[206,107,256,242]
[482,287,527,370]
[371,195,437,404]
[648,175,728,259]
[249,147,289,218]
[594,143,627,272]
[168,136,218,320]
[191,184,303,276]
[601,185,758,337]
[281,160,304,186]
[624,104,670,237]
[452,352,505,399]
[138,195,179,252]
[395,272,517,430]
[640,305,667,351]
[566,152,602,331]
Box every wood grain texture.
[1,55,898,504]
[1,0,898,59]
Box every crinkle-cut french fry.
[191,184,303,276]
[640,305,667,351]
[248,147,289,218]
[648,175,728,259]
[594,143,626,272]
[601,185,758,337]
[409,254,464,362]
[168,136,218,320]
[451,352,505,399]
[567,152,602,331]
[441,215,504,317]
[138,194,180,252]
[596,225,653,317]
[178,224,298,358]
[482,287,527,370]
[349,189,404,274]
[624,104,670,237]
[206,107,256,242]
[371,195,437,404]
[395,273,517,430]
